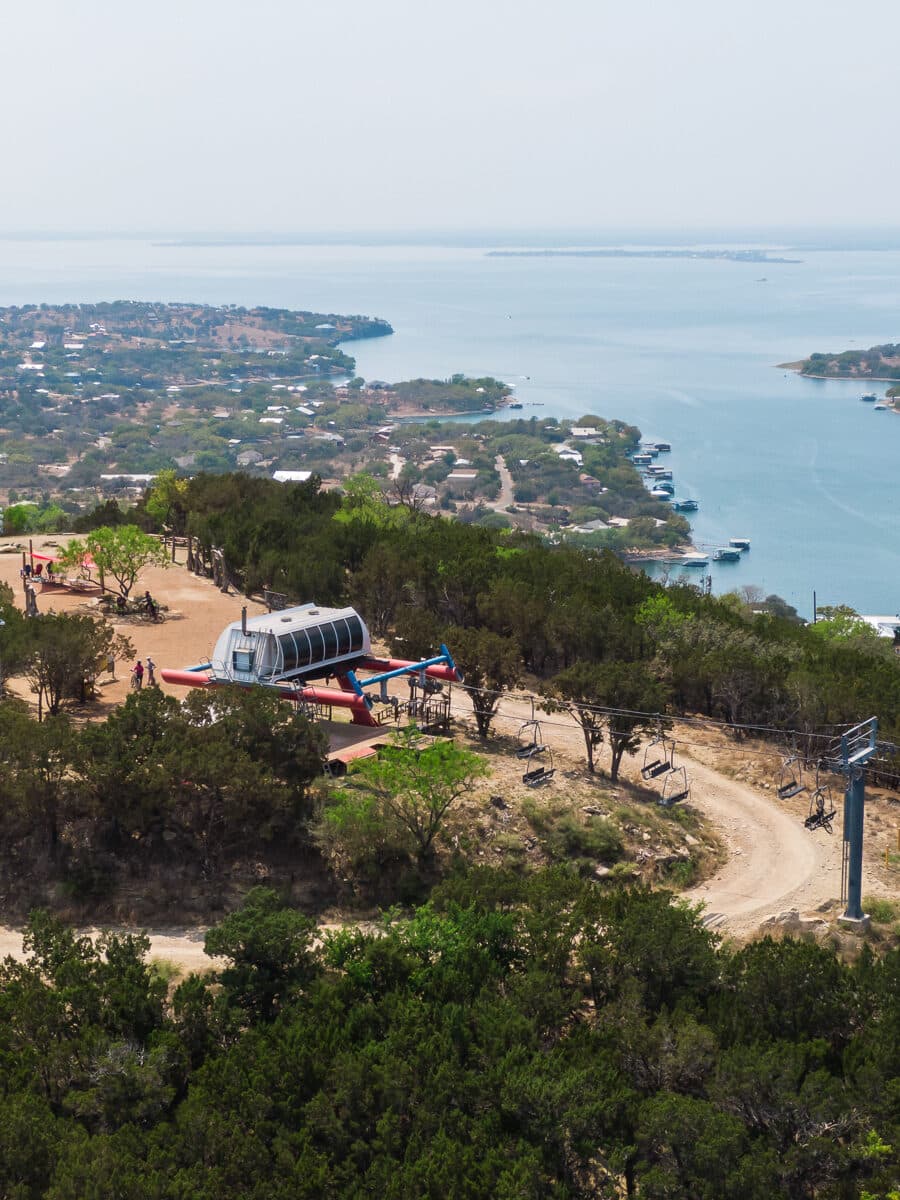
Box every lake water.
[1,234,898,619]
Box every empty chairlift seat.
[523,747,555,787]
[641,731,674,780]
[776,755,805,800]
[659,766,690,807]
[516,719,547,759]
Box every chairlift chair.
[523,746,555,787]
[804,788,836,834]
[803,762,836,833]
[776,754,805,800]
[516,719,547,759]
[659,765,690,807]
[641,730,674,780]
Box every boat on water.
[673,499,698,512]
[860,393,877,402]
[713,548,742,562]
[508,402,523,409]
[681,555,708,568]
[632,453,653,466]
[729,538,751,551]
[651,441,672,452]
[650,488,673,499]
[873,403,889,411]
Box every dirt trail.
[450,690,841,935]
[679,757,835,933]
[0,924,222,975]
[493,455,515,509]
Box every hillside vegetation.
[0,877,896,1198]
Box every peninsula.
[0,301,688,552]
[787,340,900,383]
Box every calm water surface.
[1,235,898,618]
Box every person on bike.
[132,660,144,690]
[143,590,159,621]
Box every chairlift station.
[211,604,370,685]
[161,602,461,729]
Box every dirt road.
[0,924,222,975]
[679,757,835,934]
[493,455,515,509]
[450,691,844,935]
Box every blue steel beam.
[345,650,455,695]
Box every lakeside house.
[273,470,313,483]
[554,444,584,466]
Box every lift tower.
[837,718,878,926]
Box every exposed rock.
[761,909,830,938]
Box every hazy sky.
[3,0,898,233]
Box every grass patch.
[492,831,528,862]
[666,859,699,888]
[523,798,623,868]
[867,897,898,924]
[149,957,184,986]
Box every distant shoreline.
[488,248,801,264]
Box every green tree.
[143,467,189,533]
[350,727,487,861]
[0,582,28,690]
[446,625,521,738]
[204,887,317,1021]
[22,613,133,719]
[60,526,169,600]
[544,661,669,780]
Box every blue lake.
[1,234,898,618]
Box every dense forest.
[0,876,896,1198]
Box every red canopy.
[32,551,95,567]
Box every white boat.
[729,538,751,551]
[681,555,708,568]
[713,548,742,562]
[873,403,889,411]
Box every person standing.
[146,656,156,687]
[131,660,144,690]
